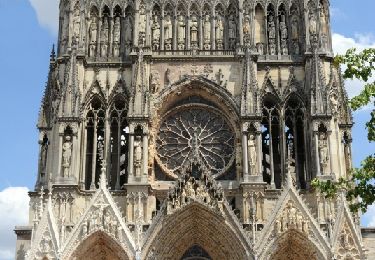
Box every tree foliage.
[313,48,375,213]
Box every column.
[211,12,215,49]
[199,15,203,49]
[133,9,140,47]
[109,17,114,57]
[173,15,177,50]
[115,122,122,190]
[315,131,321,176]
[242,132,249,181]
[327,130,334,176]
[238,3,244,46]
[90,117,98,190]
[80,121,87,189]
[142,134,148,177]
[257,130,262,177]
[145,9,151,47]
[128,134,135,177]
[269,116,275,188]
[292,118,300,188]
[160,9,165,50]
[97,17,102,58]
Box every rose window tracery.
[156,105,235,178]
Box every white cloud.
[362,203,375,227]
[29,0,59,36]
[332,33,375,99]
[0,187,30,260]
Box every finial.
[99,160,107,189]
[50,44,56,62]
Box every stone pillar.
[90,117,98,190]
[173,15,177,50]
[242,132,249,182]
[80,121,87,189]
[109,17,114,57]
[160,9,165,51]
[142,134,148,180]
[314,131,321,176]
[199,15,203,49]
[327,130,334,176]
[145,9,151,47]
[186,16,190,50]
[97,17,102,58]
[269,115,275,189]
[115,123,122,190]
[238,1,244,46]
[211,12,216,50]
[134,9,140,47]
[128,134,135,178]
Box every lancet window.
[109,97,129,190]
[261,94,308,189]
[84,97,105,190]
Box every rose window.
[156,105,235,178]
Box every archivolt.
[143,203,252,260]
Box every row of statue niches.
[83,13,315,57]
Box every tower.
[14,0,373,259]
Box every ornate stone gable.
[60,169,136,259]
[332,194,364,260]
[25,196,59,260]
[255,186,330,260]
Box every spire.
[50,44,56,63]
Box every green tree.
[312,48,375,213]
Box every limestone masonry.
[14,0,375,259]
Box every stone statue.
[318,133,329,173]
[151,15,161,50]
[72,7,80,43]
[134,136,142,177]
[215,16,224,49]
[190,15,198,48]
[89,19,98,57]
[40,140,48,174]
[243,15,251,44]
[113,16,121,57]
[247,134,257,175]
[177,15,186,50]
[124,16,133,51]
[165,68,171,86]
[203,15,211,50]
[150,70,160,93]
[164,15,173,50]
[309,13,317,36]
[100,17,109,57]
[291,15,299,40]
[228,14,236,49]
[268,15,276,55]
[138,8,146,46]
[62,136,72,177]
[280,15,288,40]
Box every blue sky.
[0,0,374,258]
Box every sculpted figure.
[243,15,251,44]
[318,133,329,172]
[309,13,317,36]
[247,134,257,175]
[113,17,121,57]
[89,19,98,57]
[164,15,173,50]
[134,136,142,177]
[268,15,276,55]
[62,136,72,177]
[177,15,186,49]
[165,68,171,86]
[228,14,236,49]
[203,15,211,49]
[291,15,299,40]
[190,15,198,47]
[124,16,133,50]
[72,7,80,42]
[151,15,161,50]
[215,16,224,41]
[280,15,288,40]
[101,17,109,57]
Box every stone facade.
[14,0,375,259]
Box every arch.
[69,231,131,260]
[267,230,324,260]
[144,203,251,259]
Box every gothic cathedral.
[14,0,375,259]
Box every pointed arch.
[143,202,252,260]
[70,231,131,260]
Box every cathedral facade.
[14,0,375,259]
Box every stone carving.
[190,15,199,49]
[280,15,288,55]
[167,165,224,214]
[268,15,276,55]
[318,132,329,174]
[275,200,309,234]
[134,136,142,177]
[113,16,121,57]
[336,222,361,259]
[124,16,133,52]
[177,15,186,50]
[150,70,161,93]
[164,68,171,86]
[138,6,146,46]
[291,14,300,55]
[228,14,237,49]
[100,17,109,57]
[309,12,318,46]
[164,15,173,50]
[62,136,72,177]
[215,16,224,49]
[72,4,80,44]
[247,133,257,175]
[319,4,328,49]
[89,18,98,57]
[215,69,224,86]
[152,15,161,50]
[243,15,251,45]
[203,15,211,50]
